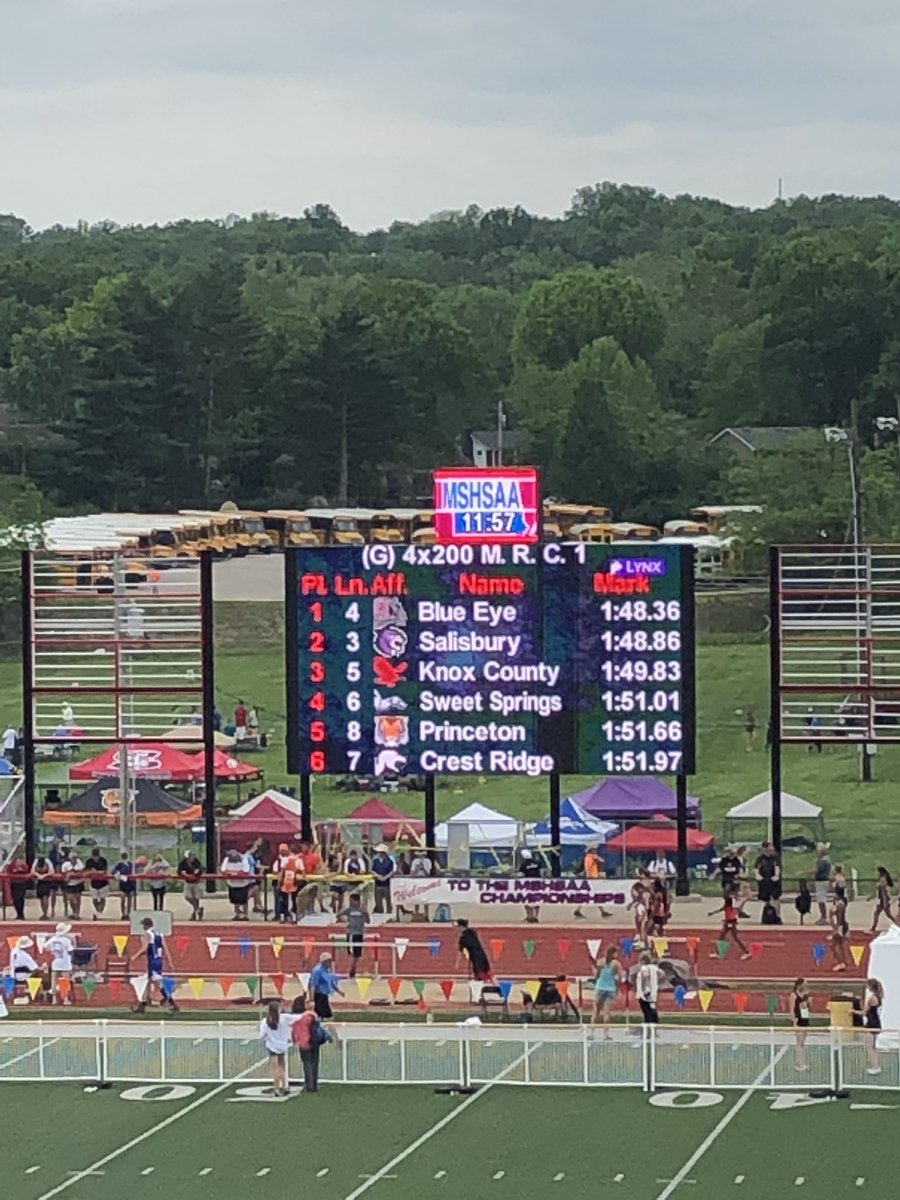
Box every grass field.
[5,634,900,877]
[2,1073,897,1199]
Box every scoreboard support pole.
[300,774,313,844]
[768,546,783,854]
[200,551,218,891]
[548,772,562,878]
[20,550,36,863]
[424,774,436,864]
[674,774,689,896]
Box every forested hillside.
[3,183,900,542]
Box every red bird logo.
[373,656,407,688]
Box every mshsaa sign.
[391,877,626,908]
[433,467,540,544]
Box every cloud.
[5,1,900,229]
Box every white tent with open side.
[723,790,826,843]
[867,925,900,1049]
[434,801,520,849]
[230,788,302,819]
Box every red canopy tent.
[186,749,263,783]
[69,743,199,782]
[219,796,302,857]
[320,797,424,844]
[604,825,715,854]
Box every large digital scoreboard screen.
[286,542,695,778]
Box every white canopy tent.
[868,926,900,1048]
[723,790,826,843]
[434,801,520,849]
[230,788,302,819]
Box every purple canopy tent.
[572,777,702,824]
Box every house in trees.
[708,426,819,458]
[462,429,527,468]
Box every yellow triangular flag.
[652,937,669,957]
[851,944,865,967]
[188,977,204,999]
[6,936,18,952]
[26,976,42,999]
[271,936,284,959]
[698,988,714,1013]
[525,979,541,1001]
[356,976,372,1000]
[113,934,129,956]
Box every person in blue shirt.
[370,844,396,915]
[112,852,136,920]
[129,917,179,1013]
[309,951,344,1019]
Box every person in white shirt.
[10,936,40,985]
[46,922,77,1005]
[648,853,675,881]
[2,726,16,758]
[259,1000,299,1096]
[60,851,85,917]
[636,952,662,1025]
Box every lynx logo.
[608,557,667,578]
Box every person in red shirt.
[7,853,31,920]
[298,842,324,916]
[708,886,751,959]
[234,700,249,737]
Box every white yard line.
[342,1048,535,1200]
[654,1047,789,1200]
[0,1037,60,1072]
[34,1061,265,1200]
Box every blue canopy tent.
[527,798,618,870]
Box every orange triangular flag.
[188,977,204,999]
[490,938,505,961]
[356,976,372,999]
[387,977,403,999]
[6,936,18,952]
[851,945,865,966]
[113,934,129,956]
[27,976,42,999]
[557,979,570,999]
[57,977,71,1000]
[685,936,699,956]
[219,976,233,998]
[734,992,749,1013]
[271,972,285,995]
[302,938,315,960]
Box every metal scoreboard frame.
[769,543,900,849]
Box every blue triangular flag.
[239,936,252,958]
[429,938,442,958]
[498,980,512,999]
[812,943,826,965]
[162,976,177,997]
[2,976,15,997]
[620,937,634,957]
[674,984,686,1008]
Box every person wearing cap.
[519,847,542,924]
[46,922,77,1005]
[309,951,344,1019]
[273,843,299,924]
[130,916,179,1013]
[9,936,39,986]
[370,844,396,916]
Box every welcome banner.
[390,877,627,909]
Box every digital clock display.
[286,542,696,777]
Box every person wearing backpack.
[291,996,332,1093]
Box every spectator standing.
[146,853,170,913]
[234,699,249,740]
[636,952,662,1024]
[519,848,542,924]
[754,841,782,914]
[299,841,324,915]
[60,849,85,918]
[248,705,260,739]
[46,922,77,1006]
[717,847,744,895]
[84,847,109,919]
[339,892,370,978]
[870,867,894,934]
[371,844,396,915]
[584,845,603,879]
[309,951,344,1019]
[791,977,811,1070]
[7,853,31,920]
[409,848,432,878]
[648,851,675,882]
[10,935,39,986]
[221,849,251,920]
[864,979,884,1074]
[591,946,622,1039]
[244,839,264,915]
[273,843,299,923]
[456,919,492,981]
[112,852,136,920]
[177,849,205,921]
[32,855,55,919]
[259,1000,292,1096]
[831,891,851,972]
[806,709,823,753]
[130,916,179,1013]
[744,709,757,751]
[2,724,17,760]
[291,997,327,1093]
[812,844,832,925]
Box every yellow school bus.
[306,509,366,546]
[609,522,660,541]
[569,522,614,544]
[545,502,613,534]
[263,511,319,549]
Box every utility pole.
[849,397,873,782]
[496,399,505,467]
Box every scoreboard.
[286,541,696,778]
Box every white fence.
[1,1021,898,1091]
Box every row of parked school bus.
[41,502,756,585]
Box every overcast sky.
[4,0,900,231]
